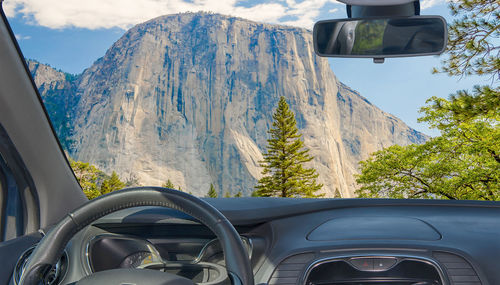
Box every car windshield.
[4,0,498,200]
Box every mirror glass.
[314,16,447,58]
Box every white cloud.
[420,0,450,9]
[420,0,458,10]
[3,0,342,30]
[2,0,18,16]
[279,0,339,27]
[14,34,31,40]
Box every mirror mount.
[347,1,420,18]
[337,0,420,18]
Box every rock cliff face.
[30,13,427,197]
[27,60,78,150]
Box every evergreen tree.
[334,188,342,198]
[234,191,243,198]
[207,184,218,198]
[432,0,499,79]
[255,96,323,198]
[162,179,176,189]
[101,171,126,195]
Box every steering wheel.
[19,187,254,285]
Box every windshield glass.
[4,0,498,200]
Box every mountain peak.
[140,11,309,32]
[31,13,426,197]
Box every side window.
[0,124,39,242]
[0,154,24,241]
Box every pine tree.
[234,191,243,198]
[334,188,342,198]
[207,183,218,198]
[162,179,175,189]
[255,96,323,198]
[432,0,499,80]
[101,171,126,195]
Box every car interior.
[0,0,498,285]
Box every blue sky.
[3,0,484,136]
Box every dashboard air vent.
[269,253,315,285]
[433,251,481,285]
[13,246,68,285]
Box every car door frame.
[0,2,87,235]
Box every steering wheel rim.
[19,187,254,285]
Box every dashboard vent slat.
[272,271,301,278]
[433,251,482,285]
[277,264,309,271]
[269,253,315,285]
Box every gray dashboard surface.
[97,197,500,225]
[94,198,500,285]
[306,216,441,241]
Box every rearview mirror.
[314,16,447,59]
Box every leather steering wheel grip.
[18,187,254,285]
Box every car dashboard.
[11,198,500,285]
[82,221,257,284]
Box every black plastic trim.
[0,123,39,240]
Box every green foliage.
[207,184,218,198]
[70,159,105,199]
[70,159,127,199]
[419,86,500,127]
[254,96,323,198]
[161,179,185,192]
[223,191,243,198]
[433,0,499,79]
[42,88,76,151]
[101,171,126,195]
[334,188,342,198]
[356,85,499,200]
[64,73,78,82]
[162,179,176,189]
[356,0,499,200]
[352,20,386,55]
